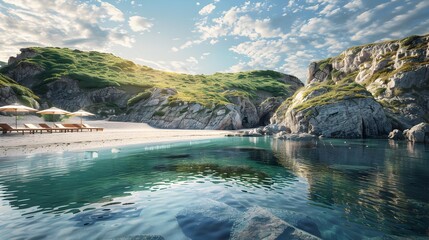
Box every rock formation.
[306,34,429,129]
[0,47,303,130]
[404,122,429,143]
[0,73,39,107]
[272,33,429,138]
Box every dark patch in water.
[227,147,281,166]
[102,202,121,207]
[176,199,241,240]
[71,207,142,226]
[297,217,322,238]
[164,154,191,159]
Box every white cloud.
[135,57,199,74]
[0,0,133,61]
[100,2,124,22]
[306,4,319,11]
[344,0,363,11]
[200,52,210,60]
[199,3,216,15]
[175,2,284,51]
[186,56,198,64]
[129,16,153,32]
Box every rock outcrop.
[0,73,39,107]
[271,81,391,138]
[405,122,429,143]
[272,33,429,138]
[307,34,429,129]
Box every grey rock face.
[258,97,286,125]
[0,87,19,106]
[283,98,391,138]
[307,34,429,129]
[112,87,295,130]
[42,77,131,113]
[405,122,429,143]
[230,207,320,240]
[5,62,43,88]
[7,48,38,65]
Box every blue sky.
[0,0,428,82]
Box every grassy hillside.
[1,47,298,106]
[0,73,39,107]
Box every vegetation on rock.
[0,73,39,107]
[1,47,297,106]
[292,80,371,111]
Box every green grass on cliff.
[2,47,296,106]
[292,80,372,111]
[0,73,40,107]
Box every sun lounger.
[0,123,35,134]
[38,123,70,133]
[54,123,79,132]
[67,123,104,132]
[63,123,84,132]
[24,124,52,134]
[82,123,103,132]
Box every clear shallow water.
[0,137,428,239]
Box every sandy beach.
[0,116,233,157]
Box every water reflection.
[271,139,429,236]
[0,141,296,216]
[0,138,428,238]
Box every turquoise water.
[0,137,428,239]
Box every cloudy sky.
[0,0,428,82]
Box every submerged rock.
[268,208,323,238]
[230,207,320,240]
[405,122,429,143]
[176,199,241,240]
[71,207,142,226]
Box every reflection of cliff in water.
[271,139,429,236]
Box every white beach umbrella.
[68,109,95,124]
[37,107,71,126]
[0,103,38,128]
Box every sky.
[0,0,428,82]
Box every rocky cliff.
[0,73,39,108]
[0,47,303,130]
[272,34,429,138]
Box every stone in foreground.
[230,207,320,240]
[176,199,241,240]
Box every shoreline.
[0,118,233,157]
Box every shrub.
[153,110,165,117]
[127,91,152,106]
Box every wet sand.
[0,117,232,157]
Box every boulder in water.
[176,199,241,240]
[230,207,320,240]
